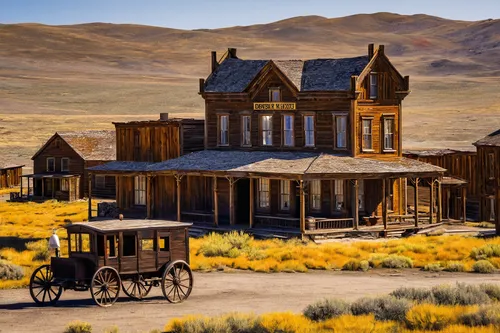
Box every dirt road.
[1,270,499,333]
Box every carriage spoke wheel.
[161,260,193,303]
[91,267,121,307]
[29,264,62,306]
[122,276,152,300]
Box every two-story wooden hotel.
[91,44,445,236]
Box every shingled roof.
[204,56,370,93]
[0,163,24,170]
[474,129,500,147]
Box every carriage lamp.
[49,229,61,257]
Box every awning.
[21,173,80,179]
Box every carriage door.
[157,231,171,271]
[119,232,138,274]
[138,230,156,272]
[103,234,119,270]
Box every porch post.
[229,177,235,226]
[299,180,305,233]
[462,186,467,223]
[27,176,30,199]
[175,174,182,222]
[88,174,92,220]
[52,178,55,198]
[146,175,152,219]
[41,178,45,198]
[382,178,387,232]
[413,178,419,228]
[437,179,442,223]
[20,176,23,197]
[352,179,359,230]
[429,178,435,224]
[249,178,254,228]
[213,176,218,226]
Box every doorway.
[236,179,250,225]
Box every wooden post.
[213,176,218,226]
[20,177,23,197]
[41,178,45,198]
[229,177,235,226]
[88,174,92,221]
[382,178,387,233]
[249,178,254,228]
[52,178,55,198]
[414,178,419,228]
[27,177,30,199]
[299,180,305,233]
[175,175,182,222]
[437,180,442,223]
[429,179,435,224]
[352,179,359,230]
[462,186,467,223]
[146,175,152,219]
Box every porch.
[11,174,80,202]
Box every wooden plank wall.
[180,120,205,154]
[86,160,116,199]
[153,175,176,219]
[0,167,22,188]
[476,146,500,223]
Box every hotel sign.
[253,102,296,111]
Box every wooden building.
[89,115,204,217]
[91,45,445,236]
[22,131,116,201]
[0,163,24,189]
[474,129,500,232]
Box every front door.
[236,179,250,225]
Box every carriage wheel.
[122,275,152,300]
[161,260,193,303]
[91,266,121,307]
[29,264,62,306]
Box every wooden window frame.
[269,87,281,102]
[258,178,270,209]
[61,158,70,172]
[260,114,273,146]
[333,113,348,150]
[333,180,344,211]
[303,114,315,147]
[310,180,321,211]
[241,115,251,147]
[369,72,378,99]
[382,115,396,153]
[217,114,229,147]
[361,117,374,152]
[282,114,294,147]
[280,180,290,211]
[46,157,55,172]
[134,175,146,206]
[95,175,106,189]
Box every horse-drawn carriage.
[29,219,193,307]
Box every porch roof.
[21,173,80,179]
[87,161,153,174]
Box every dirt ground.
[1,270,499,333]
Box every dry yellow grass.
[0,186,20,195]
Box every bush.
[381,255,413,269]
[390,286,434,303]
[197,233,234,257]
[458,304,500,327]
[260,312,314,333]
[423,263,443,272]
[225,231,251,250]
[342,259,369,272]
[431,283,491,306]
[26,239,50,261]
[470,244,500,260]
[443,261,465,272]
[0,260,24,280]
[64,321,92,333]
[479,283,500,302]
[405,304,463,331]
[225,313,262,332]
[303,298,351,321]
[472,260,495,274]
[350,296,410,321]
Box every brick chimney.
[211,51,218,73]
[378,44,385,55]
[368,43,374,58]
[160,113,169,121]
[228,48,237,59]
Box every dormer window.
[369,73,378,99]
[269,88,281,102]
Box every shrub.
[470,244,500,260]
[405,304,465,331]
[225,231,251,249]
[342,259,369,272]
[458,304,500,327]
[381,255,413,269]
[423,263,443,272]
[197,233,233,257]
[390,286,434,303]
[64,321,92,333]
[479,283,500,302]
[320,314,398,332]
[472,260,495,274]
[225,313,262,332]
[26,239,50,261]
[260,312,314,333]
[431,283,491,306]
[245,247,268,261]
[350,296,410,321]
[0,260,24,280]
[303,298,351,321]
[443,261,465,272]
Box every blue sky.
[1,0,499,29]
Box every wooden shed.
[0,163,24,189]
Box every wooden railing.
[314,218,354,230]
[254,215,300,229]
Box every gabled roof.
[32,131,116,161]
[204,56,369,93]
[474,129,500,147]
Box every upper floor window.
[134,175,146,206]
[269,88,281,102]
[218,115,229,146]
[304,115,315,147]
[61,158,69,172]
[310,180,321,210]
[383,117,395,151]
[46,157,55,172]
[283,115,294,147]
[334,115,347,149]
[334,180,344,211]
[241,115,251,146]
[488,153,495,179]
[134,131,141,161]
[258,178,270,208]
[261,115,273,146]
[369,73,378,99]
[280,180,290,211]
[362,118,373,151]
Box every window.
[97,235,105,257]
[122,234,136,257]
[335,115,347,149]
[61,179,69,191]
[334,180,344,211]
[46,157,55,172]
[258,178,270,208]
[261,115,273,146]
[387,180,394,211]
[106,235,118,257]
[269,87,281,102]
[134,131,141,161]
[490,198,496,222]
[95,175,106,189]
[383,117,395,151]
[134,175,146,206]
[358,180,365,211]
[61,158,69,172]
[141,238,155,251]
[70,233,91,253]
[159,236,170,251]
[362,118,373,151]
[369,73,378,99]
[241,115,251,146]
[304,115,315,147]
[283,115,294,147]
[280,180,290,210]
[488,153,495,179]
[218,115,229,146]
[310,180,321,210]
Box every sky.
[1,0,499,29]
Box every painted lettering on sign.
[253,102,296,111]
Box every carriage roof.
[66,219,192,233]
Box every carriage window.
[107,235,118,258]
[141,238,155,251]
[97,235,105,256]
[81,233,90,252]
[70,233,91,253]
[123,234,136,257]
[159,236,170,252]
[70,234,77,252]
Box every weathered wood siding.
[86,160,116,199]
[153,175,176,219]
[0,167,22,188]
[476,146,500,224]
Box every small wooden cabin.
[474,129,500,231]
[0,163,24,189]
[24,131,116,201]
